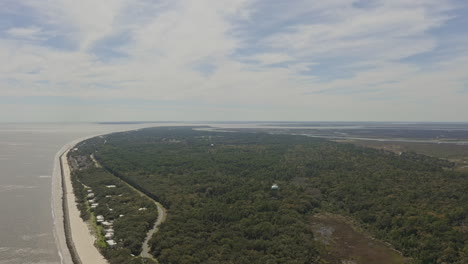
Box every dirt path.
[90,154,102,168]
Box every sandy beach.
[51,124,182,263]
[52,142,74,264]
[52,125,161,264]
[62,147,109,263]
[52,136,109,264]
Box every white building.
[271,184,279,190]
[106,240,117,247]
[102,221,112,227]
[96,215,104,222]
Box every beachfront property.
[106,240,117,247]
[96,215,104,222]
[102,221,113,227]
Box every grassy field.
[339,140,468,171]
[311,214,408,264]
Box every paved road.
[141,201,166,259]
[92,155,167,261]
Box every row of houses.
[96,214,116,247]
[86,186,117,247]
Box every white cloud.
[0,0,467,121]
[253,53,294,65]
[6,26,44,40]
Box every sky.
[1,0,468,122]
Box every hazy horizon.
[2,120,468,124]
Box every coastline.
[52,142,75,264]
[52,136,109,264]
[51,125,175,263]
[59,150,83,264]
[61,147,108,264]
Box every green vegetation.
[69,146,158,264]
[76,127,466,264]
[311,214,406,264]
[348,140,468,171]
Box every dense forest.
[77,127,466,264]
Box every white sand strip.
[52,126,155,264]
[61,149,108,264]
[52,135,110,264]
[52,142,74,264]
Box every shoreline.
[52,142,75,264]
[59,151,83,264]
[52,136,109,264]
[61,147,108,264]
[52,125,157,264]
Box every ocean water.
[0,123,156,264]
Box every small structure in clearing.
[96,215,104,223]
[271,184,279,190]
[106,240,116,247]
[102,221,112,227]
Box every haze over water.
[0,123,158,264]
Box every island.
[58,126,467,264]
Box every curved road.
[141,200,166,259]
[91,154,167,260]
[120,179,167,259]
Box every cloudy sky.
[1,0,467,122]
